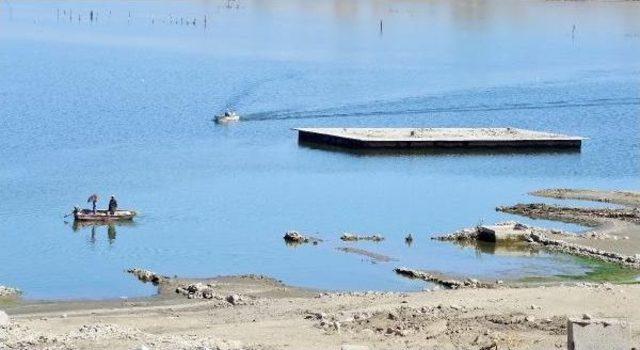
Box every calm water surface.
[0,0,639,299]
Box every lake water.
[0,0,639,300]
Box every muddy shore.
[2,189,640,349]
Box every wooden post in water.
[379,19,383,35]
[204,15,207,29]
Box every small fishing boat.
[215,111,240,124]
[72,207,137,222]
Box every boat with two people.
[69,194,137,222]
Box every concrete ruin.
[567,317,631,350]
[295,127,583,150]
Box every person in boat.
[108,195,118,215]
[87,194,99,214]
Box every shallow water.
[0,0,639,300]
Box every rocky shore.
[2,273,639,349]
[432,222,640,269]
[394,268,497,289]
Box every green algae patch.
[559,257,640,284]
[0,298,20,308]
[519,257,640,284]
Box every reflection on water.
[449,240,543,258]
[298,140,583,157]
[70,221,135,245]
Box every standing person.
[87,194,99,214]
[108,195,118,215]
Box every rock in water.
[283,230,322,244]
[126,268,167,285]
[283,230,308,243]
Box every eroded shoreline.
[2,188,640,349]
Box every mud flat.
[295,127,583,150]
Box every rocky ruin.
[174,282,246,305]
[0,285,21,298]
[126,269,169,285]
[341,233,385,242]
[283,230,322,244]
[394,267,495,289]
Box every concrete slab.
[341,345,370,350]
[295,127,583,150]
[0,310,9,326]
[477,222,530,242]
[567,318,630,350]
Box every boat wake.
[240,96,639,122]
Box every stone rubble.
[432,221,640,269]
[0,322,244,350]
[525,232,640,269]
[0,285,21,298]
[126,269,169,285]
[283,230,322,244]
[341,233,384,242]
[174,283,247,306]
[305,304,566,349]
[394,267,495,289]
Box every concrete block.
[567,318,630,350]
[0,310,9,326]
[341,345,370,350]
[477,223,529,242]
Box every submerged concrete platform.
[295,127,583,150]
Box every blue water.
[0,0,639,300]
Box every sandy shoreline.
[2,188,640,349]
[2,277,639,350]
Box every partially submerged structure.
[295,127,583,150]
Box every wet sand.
[2,189,640,349]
